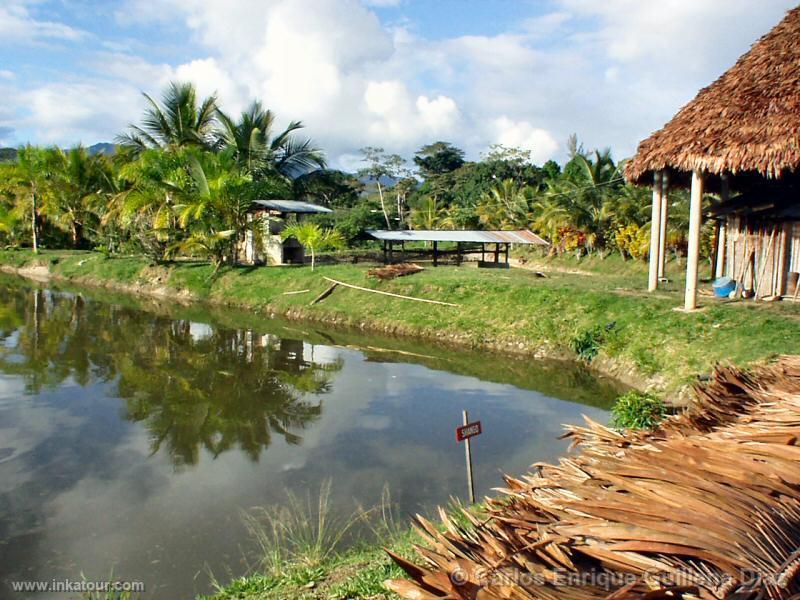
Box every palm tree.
[0,146,60,252]
[169,150,252,269]
[116,82,218,154]
[280,221,344,270]
[475,179,533,229]
[410,197,445,230]
[214,101,325,178]
[47,146,111,247]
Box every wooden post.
[463,410,475,505]
[776,223,790,296]
[684,170,704,311]
[715,174,729,280]
[494,243,500,263]
[715,222,727,279]
[648,171,663,292]
[658,171,669,280]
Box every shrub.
[569,322,616,362]
[614,223,649,260]
[611,391,666,430]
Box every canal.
[0,275,625,598]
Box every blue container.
[713,276,736,298]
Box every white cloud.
[489,117,559,164]
[21,81,144,145]
[4,0,799,167]
[0,2,86,44]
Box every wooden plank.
[321,277,459,306]
[310,282,338,305]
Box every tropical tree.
[169,149,253,269]
[410,197,445,230]
[0,145,60,252]
[107,148,190,260]
[281,221,344,270]
[116,82,218,154]
[214,101,325,178]
[46,146,111,247]
[475,179,533,229]
[358,147,403,229]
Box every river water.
[0,275,625,598]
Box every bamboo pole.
[754,228,776,299]
[684,170,704,310]
[321,277,460,306]
[776,223,789,297]
[648,171,663,292]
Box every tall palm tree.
[116,82,218,154]
[214,101,325,178]
[47,146,111,247]
[0,146,60,252]
[475,179,533,229]
[169,149,252,269]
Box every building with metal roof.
[364,229,547,267]
[250,200,333,214]
[364,230,547,245]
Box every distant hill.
[0,147,17,162]
[87,143,115,156]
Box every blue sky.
[1,0,796,169]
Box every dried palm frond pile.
[367,263,424,280]
[386,356,800,599]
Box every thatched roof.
[626,7,800,184]
[387,356,800,599]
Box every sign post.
[456,410,481,504]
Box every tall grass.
[242,479,374,574]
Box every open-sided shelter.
[626,6,800,309]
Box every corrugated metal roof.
[251,200,333,214]
[365,229,548,245]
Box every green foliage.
[614,223,650,260]
[281,221,344,269]
[611,391,667,430]
[413,141,465,177]
[569,322,616,362]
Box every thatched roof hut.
[626,7,800,183]
[625,7,800,310]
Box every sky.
[0,0,797,170]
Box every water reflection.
[0,284,342,467]
[0,276,626,599]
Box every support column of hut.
[648,171,664,292]
[657,171,669,281]
[684,170,705,311]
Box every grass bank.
[1,248,799,397]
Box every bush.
[569,322,616,362]
[611,391,666,430]
[614,223,649,260]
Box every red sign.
[456,421,482,442]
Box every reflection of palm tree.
[0,284,342,466]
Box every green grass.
[1,248,799,396]
[610,390,668,429]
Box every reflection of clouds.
[0,289,615,599]
[0,378,86,488]
[189,322,213,341]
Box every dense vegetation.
[0,81,712,265]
